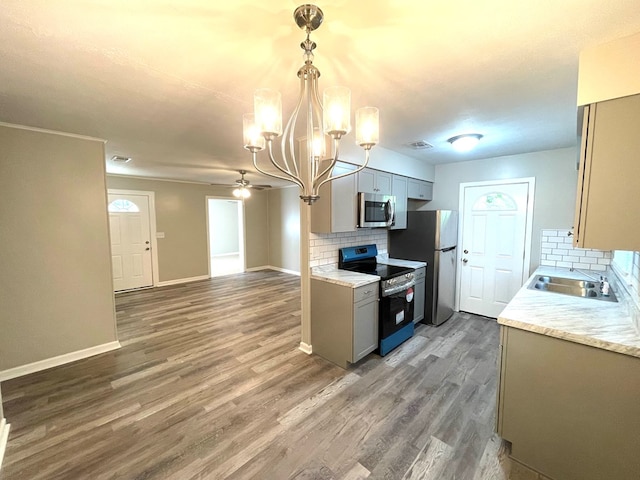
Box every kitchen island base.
[497,326,640,480]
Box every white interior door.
[458,180,533,318]
[108,194,153,291]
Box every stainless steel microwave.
[358,192,396,228]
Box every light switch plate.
[156,232,165,238]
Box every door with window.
[108,193,153,291]
[458,179,534,318]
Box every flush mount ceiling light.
[447,134,483,152]
[111,155,132,163]
[242,4,379,205]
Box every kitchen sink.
[527,275,617,302]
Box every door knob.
[145,241,150,244]
[462,258,468,263]
[464,249,468,254]
[145,247,150,251]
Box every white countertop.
[310,256,425,288]
[311,264,380,288]
[498,266,640,358]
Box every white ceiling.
[1,1,640,187]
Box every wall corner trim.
[299,342,313,355]
[0,341,121,382]
[0,418,9,474]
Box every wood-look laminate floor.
[1,271,544,480]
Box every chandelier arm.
[312,137,338,192]
[252,151,304,189]
[310,74,324,182]
[266,141,305,188]
[315,147,372,193]
[282,74,307,179]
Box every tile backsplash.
[310,230,388,267]
[539,229,611,272]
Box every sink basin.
[527,275,617,302]
[535,276,596,289]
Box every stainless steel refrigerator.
[389,210,458,326]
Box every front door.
[458,180,533,318]
[108,193,153,291]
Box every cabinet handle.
[363,290,372,294]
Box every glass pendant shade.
[312,128,327,158]
[242,114,266,151]
[254,88,282,137]
[355,107,379,147]
[233,187,251,199]
[323,86,351,136]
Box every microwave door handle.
[386,199,395,226]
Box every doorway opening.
[207,198,245,277]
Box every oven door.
[379,286,414,339]
[358,193,396,228]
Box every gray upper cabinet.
[573,93,640,251]
[357,168,392,195]
[310,162,357,233]
[407,179,433,200]
[390,175,407,230]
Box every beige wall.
[106,176,270,281]
[268,187,301,272]
[0,124,117,371]
[428,147,579,274]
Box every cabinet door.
[353,298,378,362]
[407,179,433,200]
[331,163,358,232]
[413,278,425,323]
[573,94,640,250]
[357,168,376,193]
[375,171,393,195]
[390,175,407,230]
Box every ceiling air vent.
[408,140,434,150]
[111,155,132,163]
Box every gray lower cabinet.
[412,267,426,323]
[311,279,379,368]
[496,326,640,480]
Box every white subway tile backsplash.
[538,229,611,273]
[309,229,388,267]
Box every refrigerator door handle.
[440,246,457,253]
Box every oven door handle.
[381,280,415,297]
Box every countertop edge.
[497,317,640,359]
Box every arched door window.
[108,199,140,213]
[472,192,517,211]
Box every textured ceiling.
[1,1,640,187]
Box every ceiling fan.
[211,170,272,198]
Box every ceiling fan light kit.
[447,133,483,152]
[242,4,379,205]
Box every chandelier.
[242,4,379,205]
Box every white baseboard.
[0,341,121,382]
[299,342,313,355]
[156,275,210,287]
[0,418,9,474]
[246,266,301,276]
